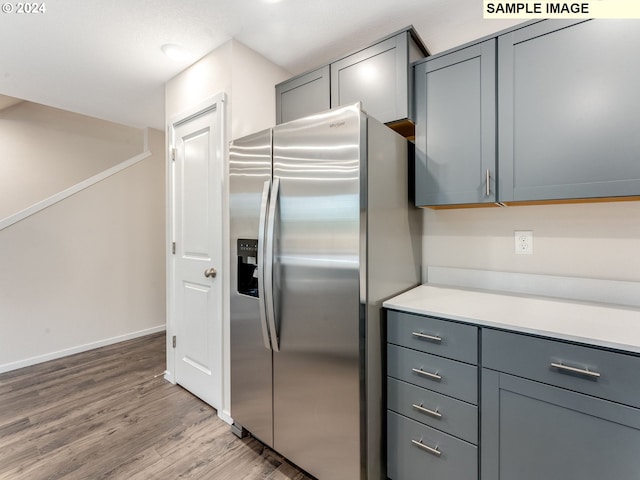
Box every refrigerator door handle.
[257,179,273,351]
[265,177,280,352]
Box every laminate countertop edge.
[383,285,640,355]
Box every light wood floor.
[0,333,314,480]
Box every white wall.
[0,107,166,372]
[165,42,233,128]
[0,101,143,219]
[166,39,290,139]
[165,39,290,422]
[422,200,640,283]
[228,41,292,139]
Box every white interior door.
[170,99,224,409]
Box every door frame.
[165,92,232,423]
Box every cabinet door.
[388,344,478,405]
[276,66,330,124]
[388,411,477,480]
[387,310,478,364]
[330,33,408,123]
[499,20,640,202]
[482,369,640,480]
[388,377,478,444]
[483,328,640,408]
[414,39,496,206]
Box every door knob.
[204,267,217,278]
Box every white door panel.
[182,282,212,374]
[171,100,224,409]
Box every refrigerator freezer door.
[272,104,365,480]
[229,129,274,447]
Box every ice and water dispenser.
[237,239,259,297]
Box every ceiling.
[0,0,521,130]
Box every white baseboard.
[218,409,234,425]
[0,325,166,374]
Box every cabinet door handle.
[550,362,601,379]
[411,439,442,457]
[486,169,491,197]
[412,403,442,419]
[412,368,442,381]
[411,331,442,343]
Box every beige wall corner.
[165,39,290,139]
[165,42,233,123]
[229,39,291,139]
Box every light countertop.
[383,285,640,354]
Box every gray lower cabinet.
[482,328,640,408]
[482,329,640,480]
[388,377,478,445]
[388,411,477,480]
[499,19,640,202]
[386,309,478,480]
[413,39,496,206]
[275,27,427,127]
[386,308,640,480]
[387,344,477,405]
[387,310,478,364]
[482,370,640,479]
[275,66,330,124]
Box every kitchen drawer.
[387,310,478,364]
[388,377,477,444]
[388,344,478,404]
[483,329,640,409]
[387,411,477,480]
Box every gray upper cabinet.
[413,19,640,207]
[275,66,330,125]
[331,33,411,124]
[499,20,640,202]
[275,27,427,129]
[414,39,496,206]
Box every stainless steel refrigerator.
[229,103,421,480]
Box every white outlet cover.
[515,230,533,255]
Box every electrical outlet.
[515,230,533,255]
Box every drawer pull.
[412,402,442,419]
[412,368,442,381]
[411,438,442,457]
[550,362,601,379]
[411,331,442,343]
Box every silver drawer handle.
[550,362,601,379]
[412,403,442,419]
[411,331,442,343]
[412,368,442,381]
[411,439,442,457]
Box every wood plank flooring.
[0,333,314,480]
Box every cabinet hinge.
[172,242,176,254]
[172,336,176,348]
[171,147,176,161]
